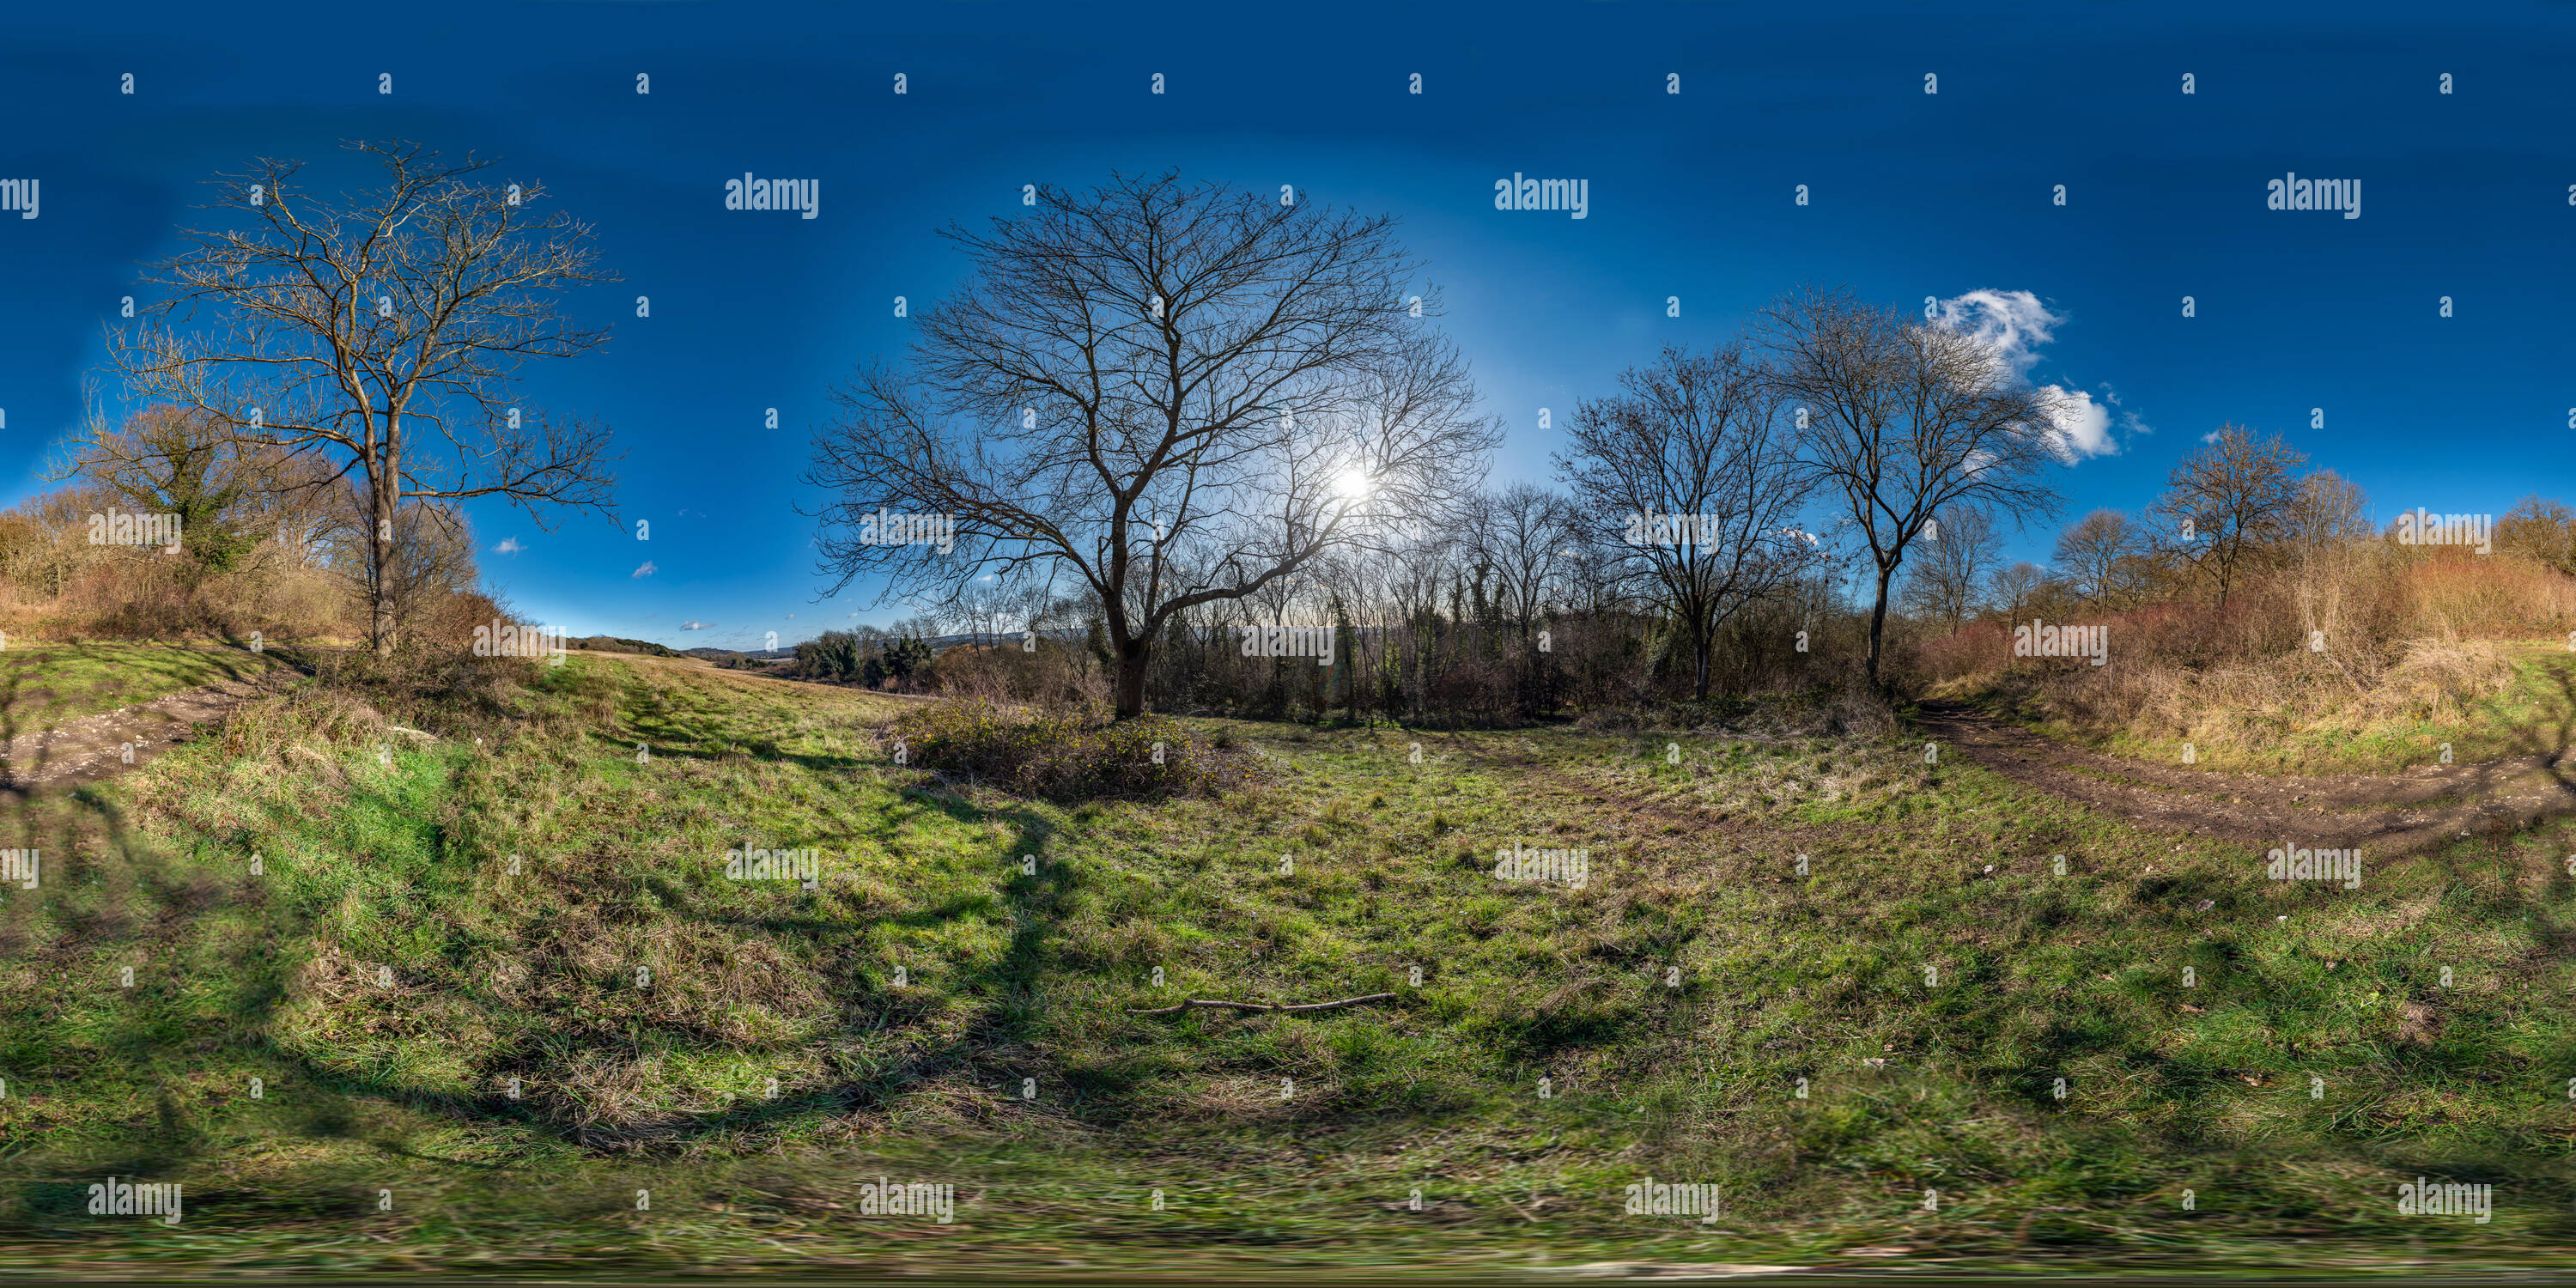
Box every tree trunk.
[1864,562,1895,690]
[1113,635,1151,719]
[369,447,400,656]
[1691,614,1715,702]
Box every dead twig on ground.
[1128,992,1397,1017]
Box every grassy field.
[0,647,2570,1276]
[0,642,288,729]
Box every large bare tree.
[107,140,622,653]
[1558,343,1817,701]
[2144,423,2306,606]
[807,171,1499,718]
[1759,288,2067,689]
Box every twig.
[1128,992,1397,1017]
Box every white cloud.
[494,537,524,556]
[1933,289,2126,462]
[2099,382,2153,437]
[682,620,710,630]
[2041,386,2113,460]
[632,561,656,578]
[1935,289,2062,380]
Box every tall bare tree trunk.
[1864,563,1895,690]
[371,446,401,656]
[1692,622,1714,702]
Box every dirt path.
[0,674,282,795]
[1915,701,2576,855]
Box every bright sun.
[1336,468,1373,499]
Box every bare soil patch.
[1915,699,2576,854]
[0,672,287,795]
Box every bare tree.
[806,171,1499,718]
[2496,494,2576,574]
[2280,468,2370,553]
[1465,483,1577,641]
[1558,343,1816,700]
[1759,288,2066,689]
[1991,560,2048,620]
[2144,423,2306,606]
[2052,508,2136,605]
[108,140,623,653]
[1899,501,2001,632]
[948,576,1024,648]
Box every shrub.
[888,698,1239,801]
[927,640,1086,706]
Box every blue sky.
[3,1,2571,651]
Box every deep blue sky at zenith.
[2,2,2572,652]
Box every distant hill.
[677,647,795,662]
[568,635,679,658]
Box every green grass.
[0,653,2570,1275]
[0,641,286,729]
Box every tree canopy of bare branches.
[107,139,623,652]
[2144,423,2306,606]
[806,171,1499,717]
[1558,343,1817,699]
[1899,501,2002,632]
[2052,508,2136,606]
[1463,483,1579,641]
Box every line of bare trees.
[816,171,2576,725]
[810,172,2089,720]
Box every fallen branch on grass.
[1127,992,1398,1017]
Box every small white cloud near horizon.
[682,620,711,630]
[494,537,524,556]
[1934,289,2125,463]
[632,561,657,578]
